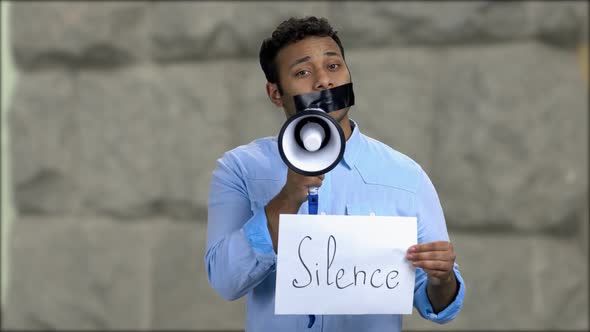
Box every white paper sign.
[275,214,417,315]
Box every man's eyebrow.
[289,56,311,69]
[324,51,340,57]
[288,51,342,69]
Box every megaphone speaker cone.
[300,122,325,152]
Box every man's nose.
[314,70,333,90]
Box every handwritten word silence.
[292,235,401,290]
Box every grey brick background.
[2,1,588,330]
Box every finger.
[408,241,453,253]
[306,177,323,188]
[406,251,454,262]
[410,260,453,271]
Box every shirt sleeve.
[204,150,277,301]
[412,167,466,323]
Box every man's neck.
[339,116,353,141]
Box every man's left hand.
[406,241,456,284]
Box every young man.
[205,16,465,332]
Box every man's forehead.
[277,36,342,65]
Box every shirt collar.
[341,119,361,170]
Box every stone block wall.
[2,2,588,330]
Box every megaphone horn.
[278,109,345,177]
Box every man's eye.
[328,64,340,70]
[295,70,309,77]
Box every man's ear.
[266,82,283,108]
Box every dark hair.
[259,16,345,94]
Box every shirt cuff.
[414,263,465,324]
[242,206,276,256]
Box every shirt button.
[428,313,437,319]
[369,212,376,216]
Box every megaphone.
[278,108,345,214]
[278,108,345,177]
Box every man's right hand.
[279,168,325,206]
[264,168,325,252]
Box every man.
[205,16,465,331]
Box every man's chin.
[330,107,350,124]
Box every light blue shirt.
[206,120,465,332]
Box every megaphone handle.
[308,186,319,215]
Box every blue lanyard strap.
[307,187,319,328]
[308,192,318,215]
[307,314,316,328]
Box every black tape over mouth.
[293,82,355,113]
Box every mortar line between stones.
[144,222,154,330]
